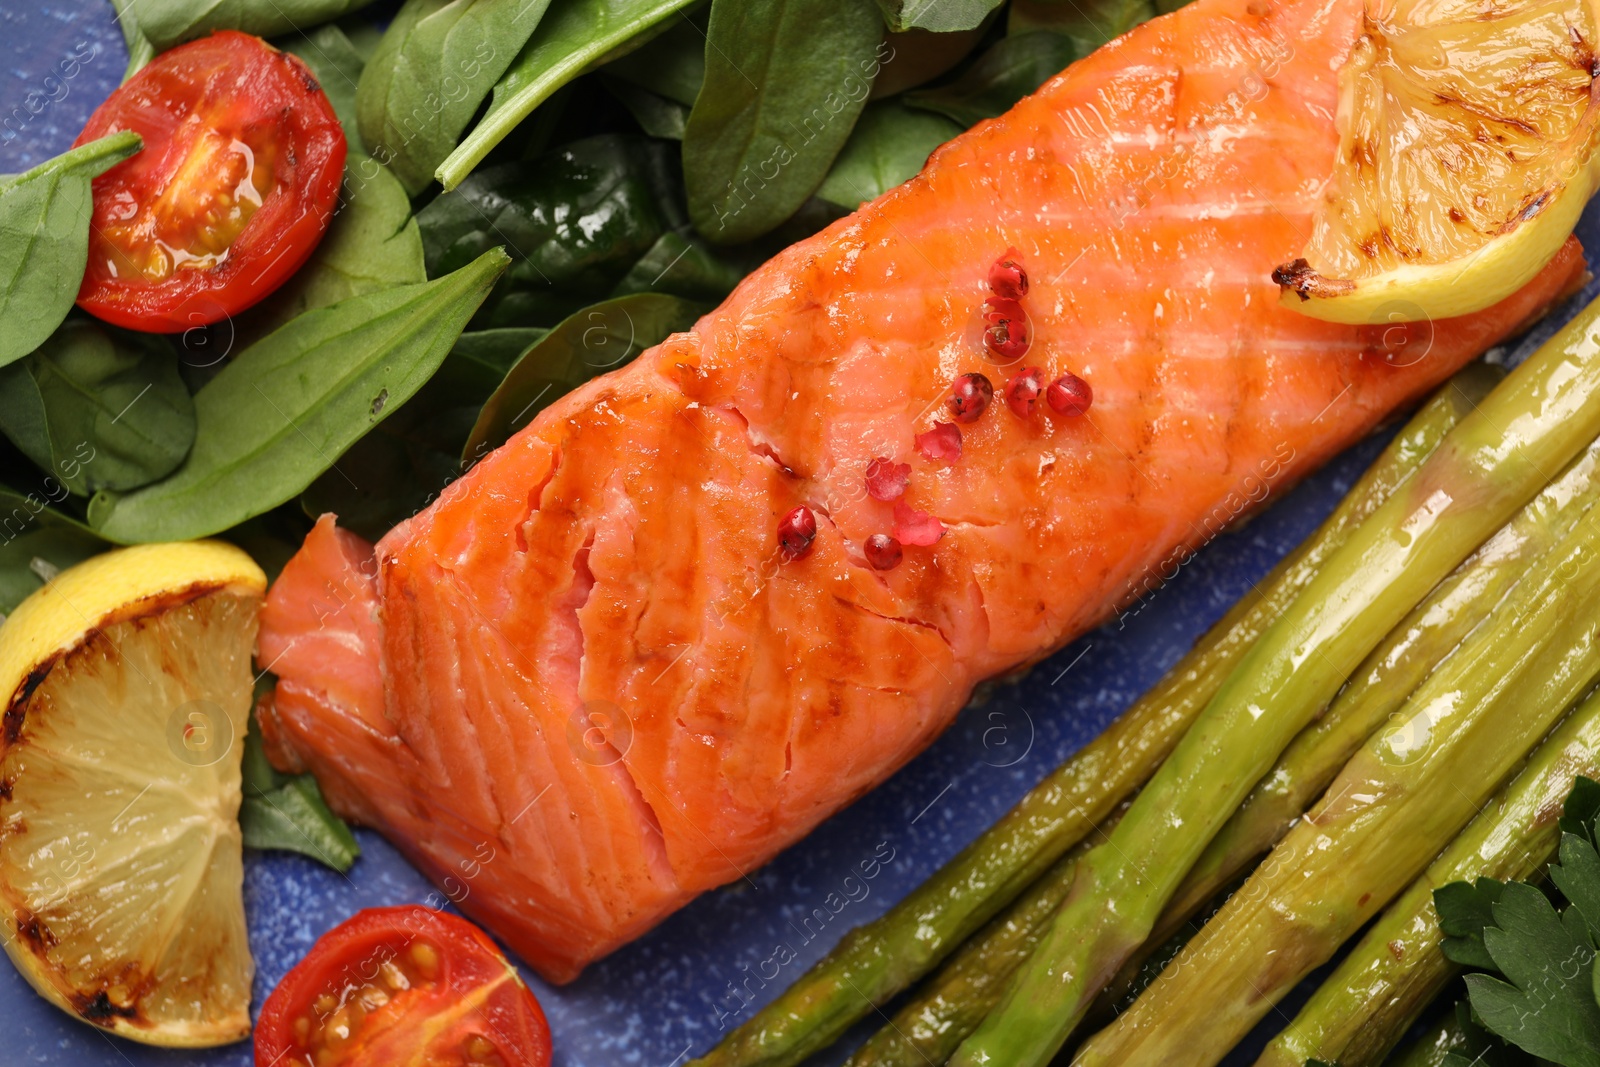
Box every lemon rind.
[0,541,265,712]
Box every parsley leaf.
[1438,876,1509,972]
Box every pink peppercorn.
[948,373,994,423]
[916,422,962,463]
[1047,372,1093,416]
[988,250,1028,300]
[1005,367,1045,418]
[778,506,817,559]
[864,534,903,570]
[865,458,911,501]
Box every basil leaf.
[605,77,691,140]
[300,328,543,540]
[816,100,962,209]
[463,292,704,463]
[0,319,195,496]
[419,134,685,328]
[357,0,553,195]
[135,0,379,51]
[904,31,1077,126]
[877,0,1003,32]
[86,248,510,544]
[0,132,142,371]
[437,0,699,191]
[240,704,360,873]
[683,0,883,244]
[610,231,747,302]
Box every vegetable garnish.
[75,31,346,333]
[255,906,552,1067]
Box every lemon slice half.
[0,542,265,1046]
[1275,0,1600,323]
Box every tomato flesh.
[75,31,344,332]
[256,907,552,1067]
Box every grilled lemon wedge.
[0,542,264,1046]
[1276,0,1600,323]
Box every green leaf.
[1561,776,1600,845]
[85,248,510,544]
[240,703,360,873]
[281,23,369,151]
[605,77,691,139]
[135,0,380,52]
[815,99,961,209]
[0,483,107,614]
[234,159,426,348]
[300,328,542,540]
[1466,881,1600,1067]
[877,0,1003,33]
[439,0,699,191]
[419,134,685,328]
[106,0,154,80]
[0,132,142,371]
[356,0,553,195]
[1437,877,1509,971]
[462,292,704,464]
[0,319,194,496]
[1553,833,1600,946]
[683,0,884,243]
[610,230,748,302]
[1006,0,1159,50]
[601,13,707,106]
[903,31,1077,127]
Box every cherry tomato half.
[255,906,553,1067]
[74,30,345,332]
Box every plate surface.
[3,5,1598,1064]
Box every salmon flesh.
[257,0,1587,981]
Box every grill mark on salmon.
[258,0,1588,981]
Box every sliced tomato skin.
[255,905,553,1067]
[74,31,345,333]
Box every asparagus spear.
[1382,1007,1477,1067]
[1071,474,1600,1065]
[954,299,1600,1067]
[1096,434,1600,1005]
[1252,689,1600,1067]
[688,369,1489,1067]
[840,807,1129,1067]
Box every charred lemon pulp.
[0,542,264,1047]
[1277,0,1600,323]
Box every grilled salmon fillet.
[257,0,1588,981]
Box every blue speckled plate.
[4,5,1599,1065]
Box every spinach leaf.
[601,13,707,106]
[0,132,142,371]
[241,700,360,873]
[870,23,989,98]
[300,328,543,540]
[816,100,962,209]
[107,0,154,80]
[0,319,195,496]
[86,248,510,544]
[356,0,552,195]
[0,483,107,614]
[877,0,1004,32]
[135,0,380,52]
[437,0,699,192]
[235,159,426,347]
[611,231,747,302]
[682,0,884,244]
[903,31,1077,126]
[463,292,704,463]
[236,28,427,349]
[1007,0,1159,50]
[282,23,368,150]
[419,134,685,327]
[604,77,691,140]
